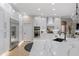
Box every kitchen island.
[30,37,79,56]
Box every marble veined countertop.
[30,38,79,56]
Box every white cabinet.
[34,17,46,30]
[33,17,47,36]
[47,17,61,30]
[41,17,46,31]
[34,17,41,26]
[54,18,61,30]
[33,17,47,35]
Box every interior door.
[23,23,33,41]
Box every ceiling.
[10,3,76,17]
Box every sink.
[53,38,65,42]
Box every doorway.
[61,21,67,40]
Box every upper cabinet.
[54,18,61,30]
[34,16,46,26]
[47,17,61,30]
[47,17,54,26]
[33,16,41,26]
[33,16,61,33]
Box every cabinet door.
[34,17,41,26]
[41,18,46,31]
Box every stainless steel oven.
[34,26,40,37]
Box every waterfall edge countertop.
[30,38,79,56]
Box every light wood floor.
[8,41,30,56]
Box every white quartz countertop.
[30,38,79,56]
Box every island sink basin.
[53,38,65,42]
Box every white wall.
[0,3,22,54]
[0,7,10,54]
[22,15,33,41]
[19,15,23,42]
[0,7,5,54]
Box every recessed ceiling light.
[54,14,56,15]
[52,8,56,11]
[13,3,17,5]
[51,3,55,5]
[37,8,41,11]
[13,9,15,13]
[23,12,26,15]
[72,13,74,16]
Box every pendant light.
[72,3,79,20]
